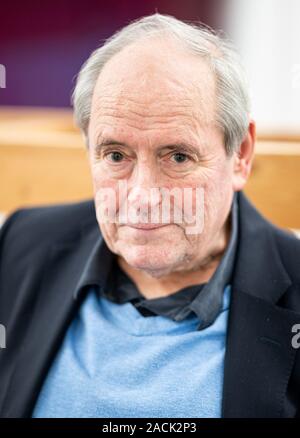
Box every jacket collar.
[232,191,291,302]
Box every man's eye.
[107,151,124,162]
[170,152,189,163]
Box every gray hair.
[72,13,250,155]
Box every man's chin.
[118,244,181,277]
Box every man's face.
[88,38,236,278]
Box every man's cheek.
[99,223,118,251]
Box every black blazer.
[0,191,300,418]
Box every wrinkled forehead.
[90,38,217,129]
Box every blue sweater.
[32,284,231,418]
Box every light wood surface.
[0,106,299,229]
[244,141,300,229]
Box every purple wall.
[0,0,225,107]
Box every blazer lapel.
[1,222,100,418]
[222,287,299,417]
[222,192,299,417]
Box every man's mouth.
[125,223,170,230]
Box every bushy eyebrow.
[94,137,203,157]
[94,138,127,156]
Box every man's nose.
[127,163,162,208]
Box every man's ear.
[232,120,256,192]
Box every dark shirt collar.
[75,192,239,330]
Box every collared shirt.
[75,193,238,330]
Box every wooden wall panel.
[244,142,300,229]
[0,107,299,230]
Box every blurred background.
[0,0,299,232]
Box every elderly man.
[0,13,300,419]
